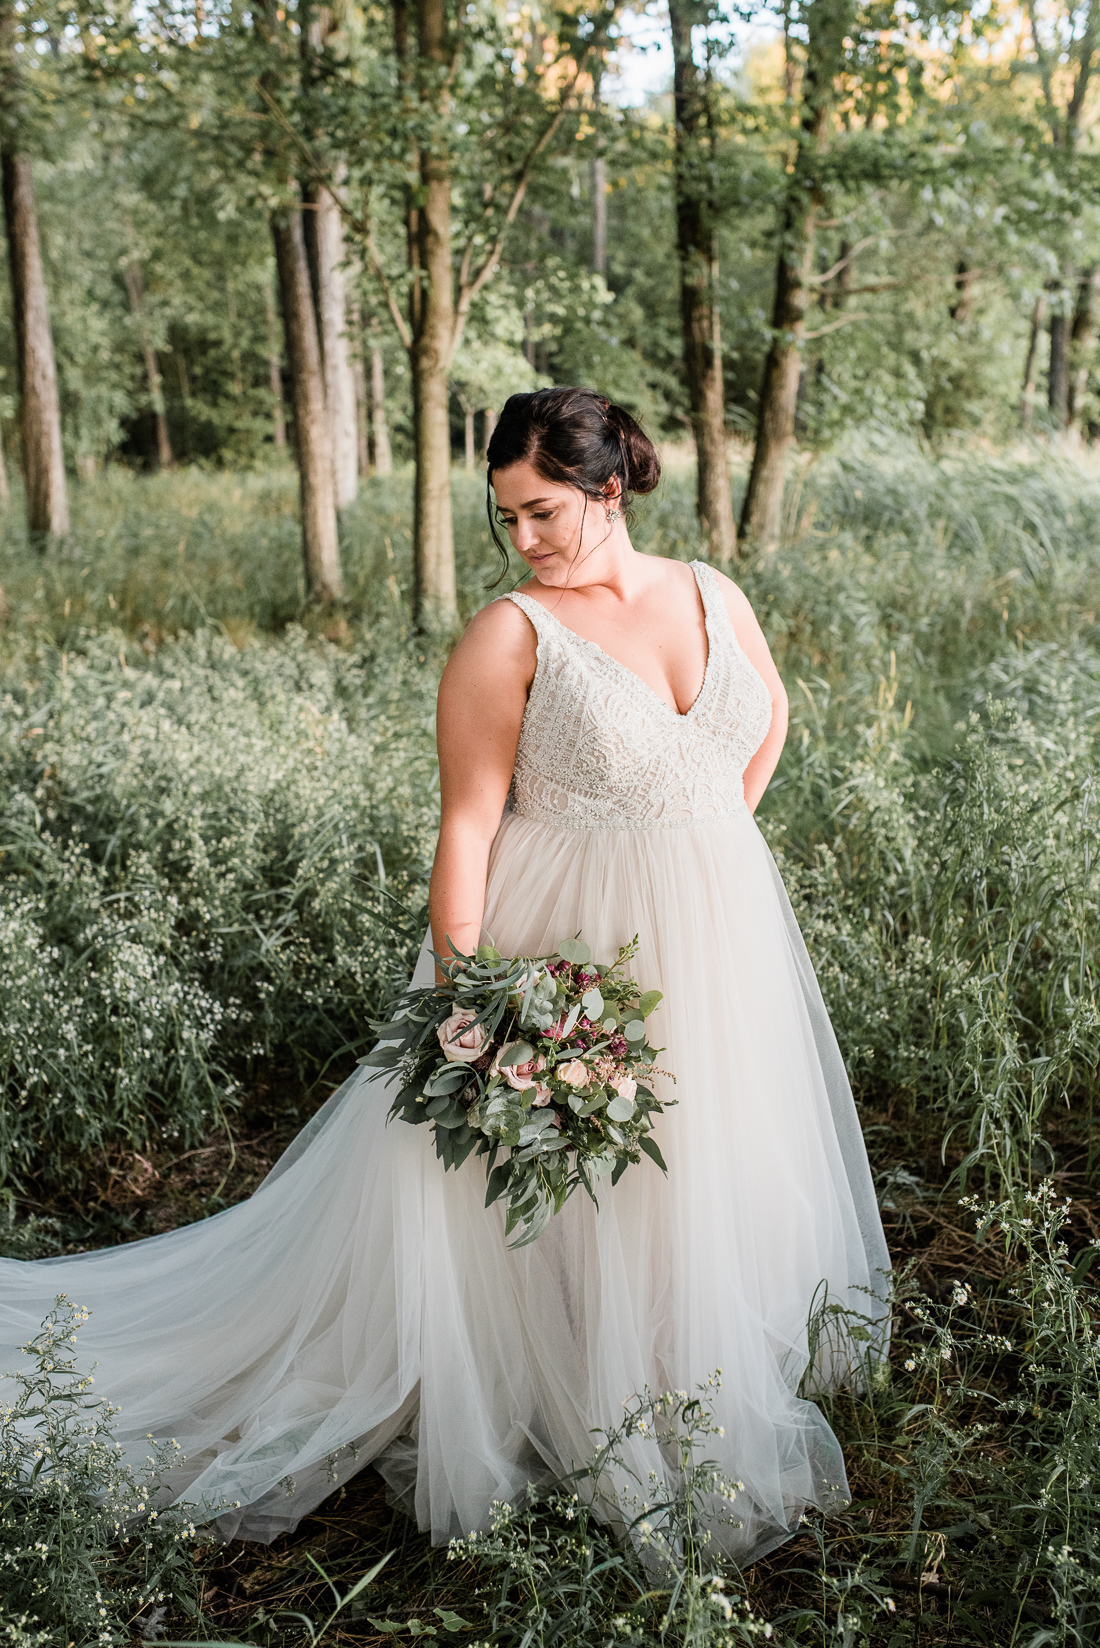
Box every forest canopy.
[1,0,1100,607]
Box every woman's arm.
[430,601,536,968]
[713,571,789,814]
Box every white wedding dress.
[0,561,890,1563]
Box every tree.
[669,0,736,562]
[272,197,344,602]
[361,0,608,629]
[0,0,68,539]
[740,0,849,552]
[123,254,174,469]
[1023,0,1100,428]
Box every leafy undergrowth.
[3,441,1100,1642]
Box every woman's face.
[491,460,618,587]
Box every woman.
[0,388,889,1563]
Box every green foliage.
[451,1382,776,1645]
[0,609,436,1192]
[0,1299,206,1646]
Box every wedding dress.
[0,560,890,1563]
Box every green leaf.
[485,1161,513,1206]
[607,1093,636,1123]
[498,1040,534,1068]
[638,989,664,1017]
[581,986,604,1020]
[358,1044,403,1069]
[434,1609,477,1630]
[638,1134,668,1173]
[624,1018,645,1041]
[557,937,591,965]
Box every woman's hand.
[713,572,789,814]
[430,600,537,975]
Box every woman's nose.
[514,517,540,552]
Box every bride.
[1,387,890,1564]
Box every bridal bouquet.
[362,937,671,1246]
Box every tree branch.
[806,229,904,287]
[802,311,870,339]
[254,80,414,351]
[448,48,591,365]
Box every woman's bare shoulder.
[439,596,537,706]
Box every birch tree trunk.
[272,202,344,602]
[123,259,174,469]
[1,151,68,539]
[669,0,735,563]
[739,0,846,552]
[309,182,359,508]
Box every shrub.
[0,1300,207,1646]
[0,628,437,1191]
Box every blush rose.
[437,1010,488,1063]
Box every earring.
[605,506,622,524]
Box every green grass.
[3,440,1100,1644]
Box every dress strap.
[689,559,730,639]
[499,588,554,645]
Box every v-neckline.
[518,560,713,721]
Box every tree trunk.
[353,354,370,475]
[460,396,475,470]
[483,405,497,454]
[669,0,736,564]
[592,70,607,276]
[1068,266,1097,431]
[264,275,287,450]
[592,155,607,276]
[740,0,843,552]
[1021,293,1046,428]
[0,422,9,506]
[370,321,392,475]
[410,0,457,631]
[308,181,359,509]
[271,203,344,602]
[123,259,174,470]
[1049,275,1072,428]
[949,258,975,323]
[1,151,68,539]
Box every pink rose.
[490,1043,547,1090]
[614,1076,637,1104]
[437,1010,487,1063]
[558,1059,590,1088]
[530,1082,553,1107]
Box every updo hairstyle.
[485,386,661,573]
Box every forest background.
[4,0,1100,1645]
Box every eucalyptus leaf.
[498,1041,534,1069]
[638,989,664,1017]
[581,987,604,1020]
[607,1093,636,1123]
[624,1018,646,1041]
[557,938,592,966]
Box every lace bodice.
[501,561,772,832]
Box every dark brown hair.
[485,386,661,572]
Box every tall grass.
[2,437,1100,1641]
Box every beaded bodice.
[502,561,772,832]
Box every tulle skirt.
[0,806,890,1561]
